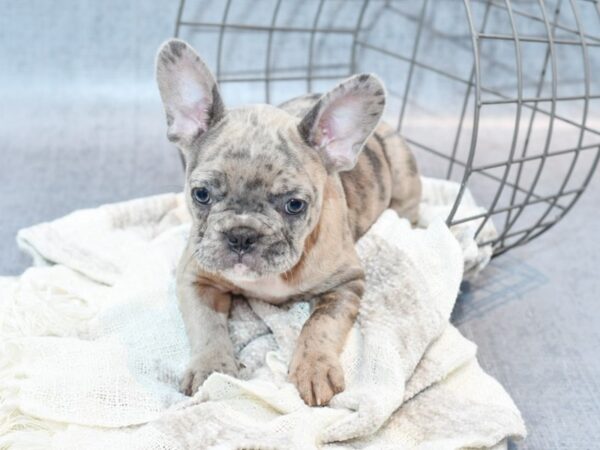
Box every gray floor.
[1,2,599,449]
[455,177,600,449]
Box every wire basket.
[174,0,600,256]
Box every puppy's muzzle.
[223,227,262,255]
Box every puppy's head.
[156,39,385,281]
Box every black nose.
[224,227,261,255]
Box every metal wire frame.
[174,0,600,257]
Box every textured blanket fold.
[0,178,525,449]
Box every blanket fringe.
[0,271,99,449]
[0,340,62,450]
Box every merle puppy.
[156,39,421,406]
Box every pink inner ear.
[169,65,214,141]
[319,95,363,143]
[190,99,210,130]
[171,100,209,140]
[317,94,365,166]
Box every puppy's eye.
[192,187,211,205]
[285,198,306,215]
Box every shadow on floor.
[452,254,548,326]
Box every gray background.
[1,1,599,448]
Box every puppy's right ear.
[156,39,225,147]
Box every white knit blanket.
[0,178,525,449]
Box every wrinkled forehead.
[194,107,302,164]
[187,107,322,197]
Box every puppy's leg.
[177,251,238,395]
[288,277,363,406]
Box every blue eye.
[192,187,211,205]
[285,198,306,215]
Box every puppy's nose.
[224,227,261,255]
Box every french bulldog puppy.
[156,39,421,406]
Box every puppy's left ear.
[156,39,225,147]
[298,74,385,172]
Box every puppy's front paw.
[181,351,238,396]
[289,349,345,406]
